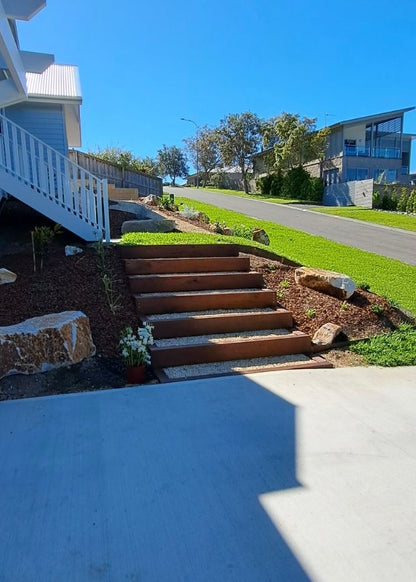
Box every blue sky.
[19,0,416,170]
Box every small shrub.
[231,224,252,239]
[179,204,201,220]
[158,196,177,211]
[31,223,61,272]
[371,304,385,315]
[340,300,349,311]
[358,281,371,291]
[280,280,290,288]
[305,307,316,318]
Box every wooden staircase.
[121,244,332,381]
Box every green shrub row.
[372,185,416,213]
[256,167,324,202]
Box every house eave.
[1,1,46,22]
[329,107,415,131]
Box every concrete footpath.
[1,366,415,582]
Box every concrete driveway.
[1,366,416,581]
[165,187,416,266]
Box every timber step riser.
[121,243,240,260]
[147,310,293,339]
[151,332,312,368]
[129,272,264,293]
[125,256,251,275]
[135,289,277,315]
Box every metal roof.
[26,64,82,101]
[329,107,415,129]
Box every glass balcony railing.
[344,146,401,159]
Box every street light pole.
[180,117,199,188]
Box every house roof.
[26,64,82,102]
[329,107,415,130]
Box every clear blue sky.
[19,0,416,170]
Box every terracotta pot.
[126,365,146,385]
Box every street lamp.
[180,117,199,188]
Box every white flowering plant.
[119,323,154,367]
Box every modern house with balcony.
[318,107,414,187]
[252,107,415,205]
[0,0,109,241]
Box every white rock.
[65,245,83,256]
[0,268,17,285]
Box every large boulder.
[0,311,96,379]
[0,268,17,285]
[252,228,270,246]
[121,219,176,234]
[295,267,356,300]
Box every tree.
[216,112,263,193]
[183,126,220,187]
[89,147,158,175]
[157,145,188,186]
[267,113,330,171]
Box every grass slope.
[351,324,416,366]
[310,207,416,232]
[169,197,416,315]
[175,187,300,204]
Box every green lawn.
[176,187,300,204]
[351,324,416,366]
[310,206,416,232]
[168,197,416,315]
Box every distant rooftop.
[329,107,415,129]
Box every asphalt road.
[165,187,416,266]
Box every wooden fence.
[69,150,162,197]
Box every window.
[374,169,397,183]
[346,168,369,181]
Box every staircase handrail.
[0,112,110,241]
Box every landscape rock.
[65,245,83,256]
[142,195,158,206]
[0,268,17,285]
[295,267,356,299]
[223,227,233,236]
[121,219,176,234]
[252,228,270,246]
[0,311,96,379]
[312,323,343,346]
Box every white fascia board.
[20,51,54,73]
[0,77,27,106]
[0,9,27,97]
[1,0,45,21]
[63,103,81,148]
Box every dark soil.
[0,200,411,400]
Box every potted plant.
[119,323,154,384]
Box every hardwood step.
[150,330,312,367]
[157,354,333,382]
[135,289,277,315]
[124,256,251,275]
[145,309,293,338]
[129,272,264,293]
[120,243,239,260]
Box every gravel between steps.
[163,354,312,379]
[146,308,276,321]
[154,328,290,347]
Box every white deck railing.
[0,112,110,241]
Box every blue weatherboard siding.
[5,102,68,156]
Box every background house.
[253,107,415,206]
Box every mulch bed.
[0,203,149,400]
